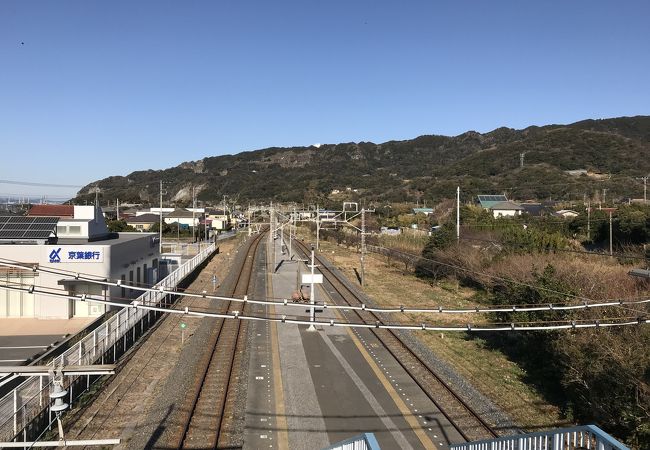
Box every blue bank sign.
[46,246,105,263]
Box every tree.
[107,220,135,232]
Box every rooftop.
[126,213,160,223]
[27,204,74,218]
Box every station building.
[0,205,160,319]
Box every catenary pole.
[456,186,460,241]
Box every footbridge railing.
[0,243,216,443]
[450,425,629,450]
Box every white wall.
[0,233,160,319]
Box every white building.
[0,206,160,319]
[163,208,200,228]
[489,201,525,218]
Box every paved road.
[0,335,61,366]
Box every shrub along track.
[292,238,499,443]
[172,230,266,450]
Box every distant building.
[521,203,545,217]
[554,209,579,218]
[489,201,524,218]
[164,208,200,228]
[206,209,231,231]
[565,169,588,177]
[477,195,509,209]
[380,226,401,236]
[126,213,160,231]
[412,208,434,215]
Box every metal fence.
[0,243,215,443]
[449,425,629,450]
[323,433,381,450]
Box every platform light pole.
[308,245,316,331]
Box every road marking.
[269,304,289,450]
[0,346,47,350]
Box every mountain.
[75,115,650,207]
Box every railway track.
[292,238,499,442]
[174,231,266,449]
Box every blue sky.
[1,0,649,198]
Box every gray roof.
[126,213,160,223]
[490,201,524,211]
[165,209,196,218]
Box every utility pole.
[360,208,366,287]
[116,198,120,221]
[637,176,648,204]
[289,206,295,260]
[587,202,591,241]
[602,188,608,205]
[248,203,252,236]
[270,202,275,267]
[609,211,613,256]
[159,181,164,254]
[308,245,316,331]
[316,203,321,251]
[456,186,460,241]
[192,187,196,243]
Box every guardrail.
[323,433,381,450]
[0,243,216,443]
[450,425,629,450]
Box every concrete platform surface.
[0,317,95,366]
[0,317,94,336]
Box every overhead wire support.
[0,260,648,315]
[0,282,647,333]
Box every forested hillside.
[75,116,650,206]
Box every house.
[163,208,201,228]
[489,201,524,218]
[126,213,160,231]
[520,203,545,217]
[412,208,434,216]
[477,195,509,209]
[554,209,580,219]
[205,209,231,231]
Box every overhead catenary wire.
[1,259,649,316]
[0,282,647,332]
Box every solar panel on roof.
[0,216,59,241]
[478,195,508,202]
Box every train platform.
[243,236,464,450]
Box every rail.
[0,243,216,443]
[449,425,629,450]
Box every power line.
[0,282,646,332]
[0,179,83,188]
[0,259,648,316]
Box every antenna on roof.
[91,186,101,206]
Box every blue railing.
[450,425,629,450]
